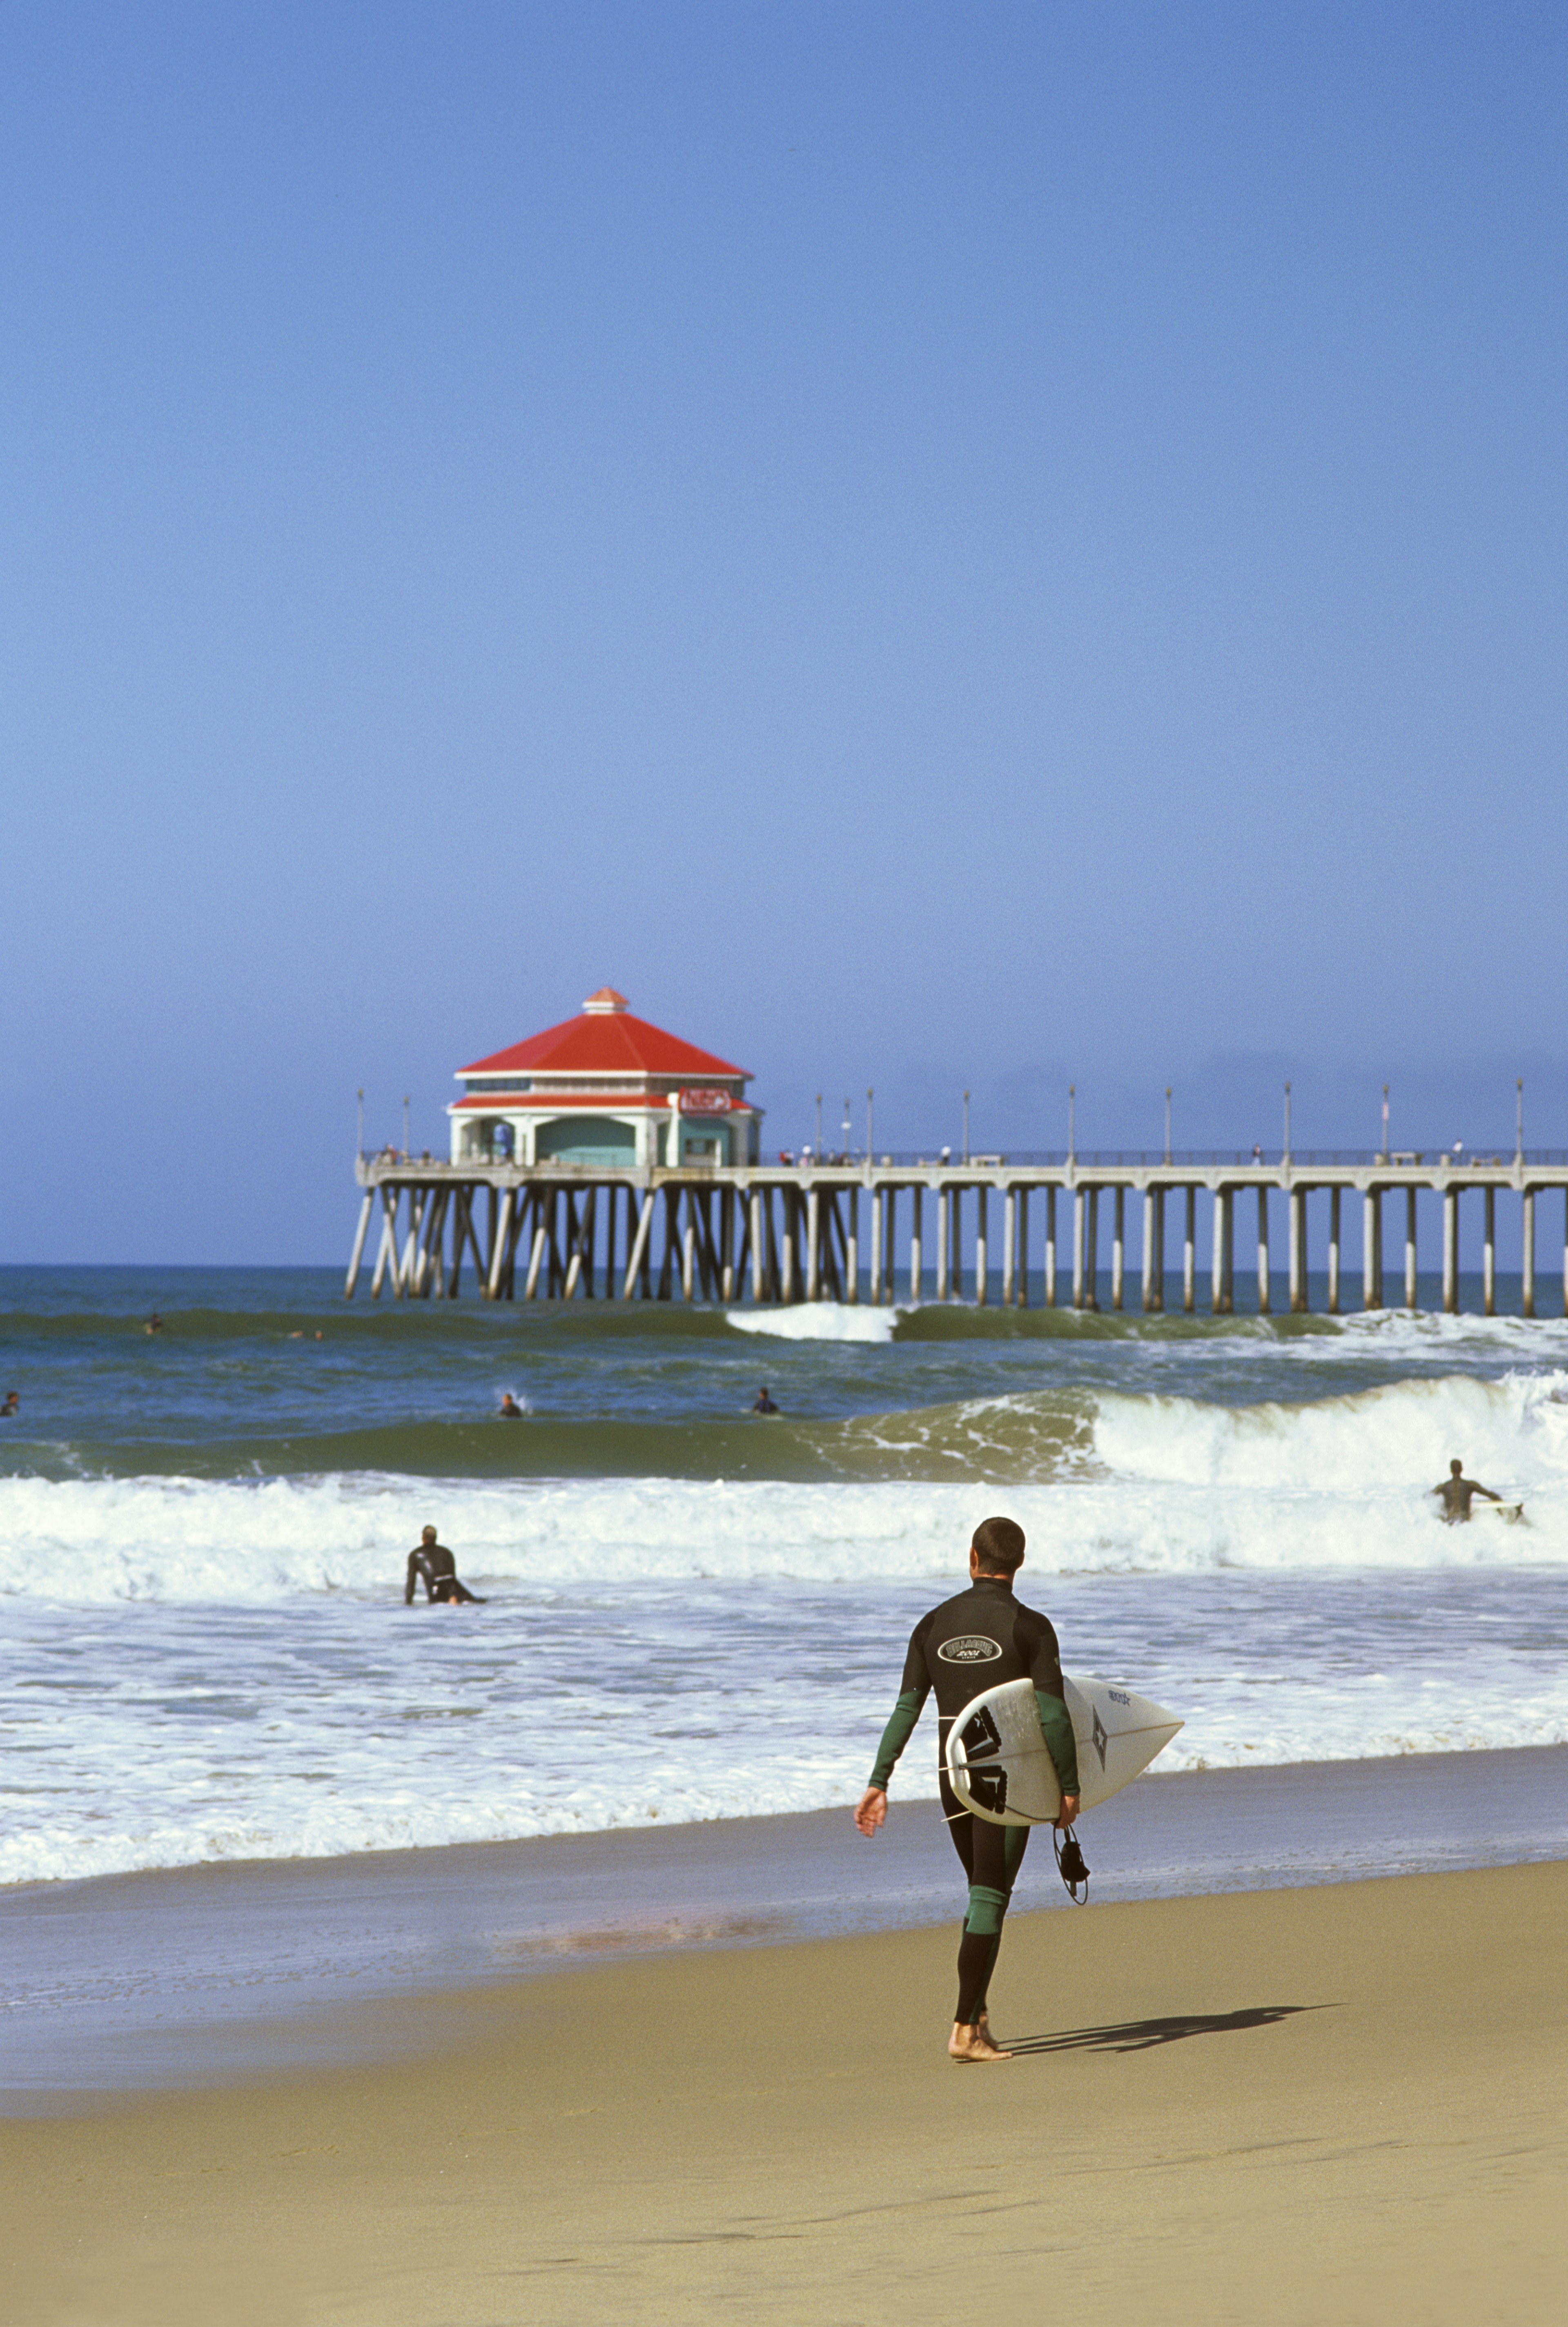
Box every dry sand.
[4,1859,1565,2327]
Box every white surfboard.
[945,1675,1183,1827]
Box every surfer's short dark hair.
[971,1516,1025,1574]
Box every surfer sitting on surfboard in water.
[404,1527,486,1605]
[1430,1459,1505,1523]
[853,1516,1078,2065]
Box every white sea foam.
[1093,1365,1568,1501]
[725,1301,899,1344]
[1294,1310,1568,1363]
[1,1561,1563,1886]
[4,1368,1568,1603]
[5,1366,1566,1883]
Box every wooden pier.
[345,1150,1568,1317]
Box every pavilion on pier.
[448,988,762,1170]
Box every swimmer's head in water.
[421,1525,437,1542]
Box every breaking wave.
[4,1367,1567,1605]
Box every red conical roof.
[459,993,749,1081]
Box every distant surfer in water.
[1,1391,17,1416]
[498,1393,526,1418]
[1431,1458,1504,1523]
[145,1313,163,1335]
[405,1526,485,1604]
[751,1386,780,1415]
[853,1516,1079,2064]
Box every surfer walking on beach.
[1430,1459,1503,1523]
[853,1516,1079,2064]
[404,1526,485,1605]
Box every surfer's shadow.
[1002,2004,1326,2056]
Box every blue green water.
[3,1265,1566,1885]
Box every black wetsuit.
[405,1544,483,1604]
[868,1575,1080,2028]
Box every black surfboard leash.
[1053,1825,1090,1904]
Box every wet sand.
[7,1744,1566,2096]
[4,1858,1566,2326]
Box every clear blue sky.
[4,2,1565,1263]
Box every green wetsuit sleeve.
[1035,1689,1080,1798]
[868,1686,927,1790]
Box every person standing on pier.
[853,1516,1079,2064]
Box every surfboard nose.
[1065,1682,1184,1814]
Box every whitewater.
[2,1266,1565,1883]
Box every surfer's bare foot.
[949,2021,1011,2063]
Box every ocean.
[2,1264,1566,1887]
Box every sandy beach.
[4,1854,1565,2326]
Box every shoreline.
[4,1861,1565,2324]
[5,1741,1565,2104]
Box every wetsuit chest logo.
[937,1635,1004,1663]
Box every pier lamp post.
[1164,1086,1171,1166]
[842,1098,851,1158]
[1284,1082,1292,1164]
[1068,1085,1076,1165]
[403,1094,411,1160]
[963,1090,970,1164]
[866,1087,873,1164]
[815,1094,822,1157]
[1517,1078,1524,1164]
[1381,1085,1389,1165]
[356,1087,363,1158]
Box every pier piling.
[1363,1190,1379,1311]
[1522,1188,1535,1318]
[1328,1189,1341,1314]
[1289,1188,1306,1312]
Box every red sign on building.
[679,1088,733,1116]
